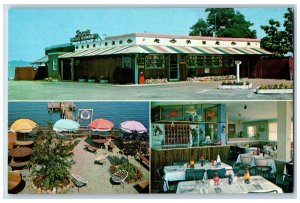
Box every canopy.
[59,45,272,58]
[120,120,147,133]
[88,118,114,131]
[53,119,80,132]
[10,119,39,133]
[32,55,48,65]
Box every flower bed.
[187,75,236,82]
[109,162,143,184]
[218,81,252,89]
[32,178,74,194]
[145,78,168,84]
[256,84,293,94]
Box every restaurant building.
[37,30,273,84]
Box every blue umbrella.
[53,119,80,132]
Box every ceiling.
[151,101,293,123]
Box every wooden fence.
[14,67,37,80]
[250,57,293,79]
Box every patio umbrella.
[10,119,39,133]
[53,119,80,132]
[88,118,114,131]
[120,120,147,133]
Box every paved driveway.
[8,79,293,101]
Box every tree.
[29,124,79,190]
[260,8,294,57]
[189,8,256,38]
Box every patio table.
[163,162,232,191]
[236,153,276,173]
[8,147,33,158]
[92,138,108,148]
[8,171,22,191]
[176,176,283,194]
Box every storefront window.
[187,55,222,68]
[145,54,165,69]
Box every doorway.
[62,59,72,81]
[169,54,179,81]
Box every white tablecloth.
[163,162,232,191]
[236,154,277,173]
[176,176,283,194]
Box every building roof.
[59,45,271,58]
[32,55,48,64]
[105,33,261,42]
[45,43,74,50]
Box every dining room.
[150,101,293,194]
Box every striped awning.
[59,45,272,58]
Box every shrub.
[259,83,293,90]
[221,81,249,86]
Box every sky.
[7,7,288,61]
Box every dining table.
[176,176,283,194]
[8,147,33,158]
[236,153,277,173]
[163,162,233,191]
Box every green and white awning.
[59,45,272,58]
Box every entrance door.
[63,59,72,81]
[169,54,179,80]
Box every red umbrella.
[88,119,114,131]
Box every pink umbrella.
[120,120,147,133]
[88,118,114,131]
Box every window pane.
[247,126,256,138]
[268,122,277,141]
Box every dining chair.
[185,168,195,181]
[206,168,226,179]
[275,160,293,193]
[254,158,272,179]
[193,169,205,180]
[240,156,252,166]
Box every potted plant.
[99,75,109,84]
[87,76,96,83]
[78,76,86,82]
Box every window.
[202,41,206,45]
[269,122,294,142]
[187,55,222,68]
[81,45,84,49]
[52,59,57,71]
[247,42,251,46]
[112,41,115,45]
[119,40,123,44]
[247,126,256,138]
[87,45,89,48]
[105,42,108,46]
[269,122,277,141]
[122,56,131,69]
[145,54,165,69]
[93,44,96,47]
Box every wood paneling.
[151,145,230,183]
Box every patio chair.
[111,170,128,188]
[94,153,108,166]
[275,160,293,193]
[71,174,88,192]
[240,156,252,166]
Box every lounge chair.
[71,174,88,192]
[84,144,98,153]
[111,170,128,188]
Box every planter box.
[218,83,252,90]
[99,79,108,84]
[78,79,86,83]
[87,79,96,83]
[256,88,293,94]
